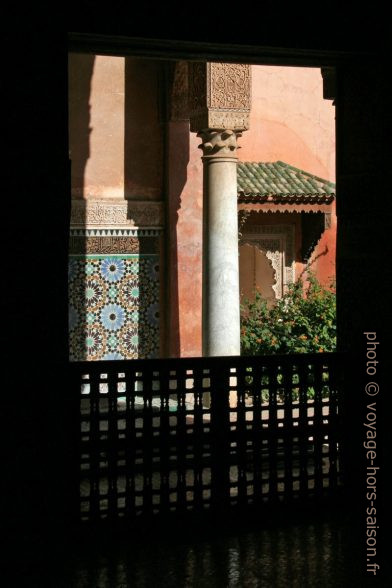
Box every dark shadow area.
[68,53,95,201]
[124,57,164,358]
[301,211,328,263]
[162,61,191,356]
[67,4,391,54]
[135,234,161,359]
[68,53,95,361]
[124,59,163,201]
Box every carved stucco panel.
[70,200,164,228]
[209,63,251,110]
[265,249,282,299]
[189,62,251,132]
[69,236,140,254]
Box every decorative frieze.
[69,228,163,237]
[69,237,138,255]
[70,200,164,228]
[69,236,160,255]
[188,62,251,132]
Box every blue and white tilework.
[68,254,160,360]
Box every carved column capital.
[197,128,242,158]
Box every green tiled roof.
[237,161,335,204]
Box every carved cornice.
[197,129,242,158]
[70,200,164,228]
[189,62,251,132]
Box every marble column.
[188,62,251,357]
[198,129,242,356]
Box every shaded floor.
[10,507,391,587]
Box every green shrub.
[240,272,336,356]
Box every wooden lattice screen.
[70,353,343,523]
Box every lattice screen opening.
[75,354,342,522]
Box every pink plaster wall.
[167,125,203,357]
[68,55,163,200]
[69,54,125,199]
[240,66,335,182]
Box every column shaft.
[202,155,240,356]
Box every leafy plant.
[241,272,336,356]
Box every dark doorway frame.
[7,31,389,583]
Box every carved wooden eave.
[188,62,251,132]
[238,202,334,214]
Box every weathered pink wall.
[69,54,125,199]
[167,125,203,357]
[239,66,335,182]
